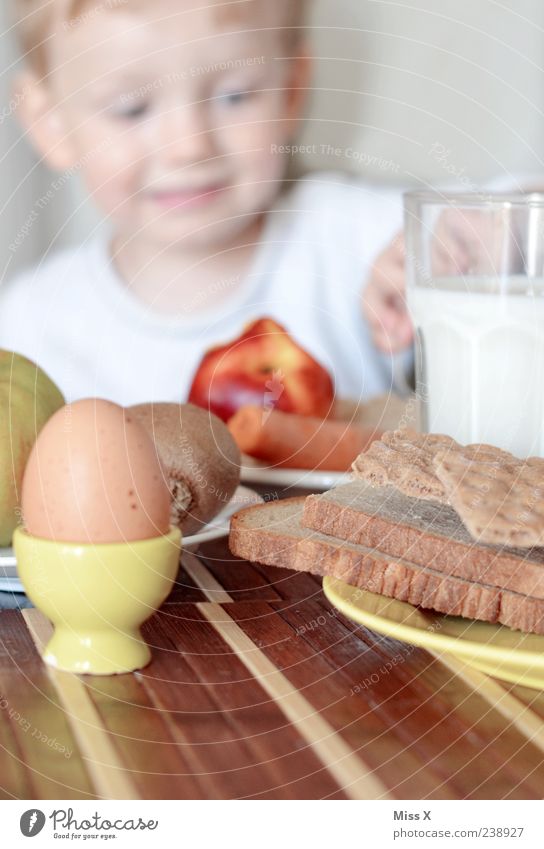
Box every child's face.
[34,1,309,250]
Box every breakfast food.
[130,402,241,536]
[353,428,544,547]
[229,497,544,634]
[351,427,519,504]
[228,405,381,471]
[433,449,544,547]
[229,427,544,634]
[188,317,335,422]
[22,399,171,543]
[351,427,456,502]
[0,351,65,545]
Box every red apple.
[188,318,335,422]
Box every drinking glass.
[404,191,544,457]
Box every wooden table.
[1,485,544,801]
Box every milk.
[408,277,544,457]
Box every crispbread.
[433,449,544,547]
[351,428,453,502]
[351,428,520,506]
[229,497,544,634]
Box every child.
[1,0,409,407]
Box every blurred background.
[1,0,544,279]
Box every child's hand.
[363,232,414,353]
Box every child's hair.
[14,0,309,77]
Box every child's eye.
[216,89,254,106]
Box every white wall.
[300,0,544,186]
[0,4,101,281]
[1,0,544,279]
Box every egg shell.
[21,398,171,543]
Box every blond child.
[1,0,409,405]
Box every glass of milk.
[404,191,544,457]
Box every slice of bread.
[302,481,544,600]
[229,498,544,634]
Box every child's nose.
[157,102,215,164]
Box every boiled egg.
[21,398,171,543]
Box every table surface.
[1,485,544,801]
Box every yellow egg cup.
[13,526,182,675]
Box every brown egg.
[21,398,171,543]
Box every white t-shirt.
[0,172,408,406]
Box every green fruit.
[0,351,65,546]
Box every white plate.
[241,455,351,491]
[0,485,262,594]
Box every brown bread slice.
[228,498,544,634]
[302,481,544,600]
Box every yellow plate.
[323,577,544,690]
